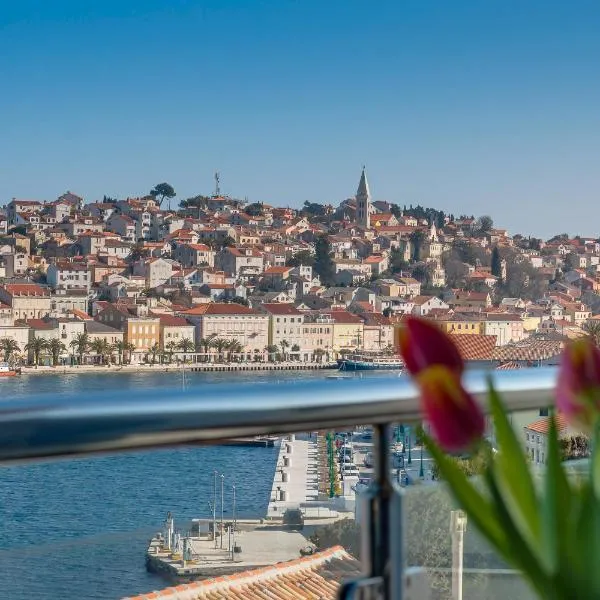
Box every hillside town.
[0,169,598,369]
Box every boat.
[0,362,18,377]
[338,353,404,371]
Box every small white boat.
[0,362,17,377]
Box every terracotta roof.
[492,339,564,362]
[181,303,259,316]
[495,361,522,370]
[1,284,49,297]
[449,334,497,361]
[19,318,55,330]
[525,414,569,435]
[70,309,92,320]
[263,266,292,274]
[323,310,363,324]
[187,243,211,251]
[157,315,192,327]
[121,546,359,600]
[261,303,303,315]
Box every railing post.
[340,423,404,600]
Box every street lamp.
[407,426,412,465]
[220,474,225,549]
[419,444,424,478]
[213,470,218,548]
[399,424,406,454]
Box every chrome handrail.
[0,367,556,464]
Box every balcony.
[0,368,557,599]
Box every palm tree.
[0,338,20,363]
[253,348,262,363]
[226,340,243,362]
[90,338,111,365]
[279,340,290,362]
[47,338,66,367]
[70,333,90,365]
[265,344,279,363]
[25,336,48,367]
[165,340,178,364]
[199,333,217,362]
[291,343,300,361]
[112,340,126,365]
[213,338,228,362]
[124,342,136,364]
[177,338,195,362]
[314,347,326,364]
[149,342,160,364]
[583,320,600,346]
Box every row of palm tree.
[1,334,325,367]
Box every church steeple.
[356,166,371,229]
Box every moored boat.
[0,362,17,377]
[338,353,404,371]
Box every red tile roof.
[449,334,497,361]
[1,284,49,297]
[263,266,292,274]
[323,310,363,324]
[261,303,302,315]
[181,303,258,316]
[121,546,359,600]
[525,414,569,434]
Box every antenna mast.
[214,172,220,197]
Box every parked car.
[363,452,374,468]
[283,508,305,530]
[362,429,373,440]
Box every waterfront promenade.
[266,434,338,520]
[20,361,336,376]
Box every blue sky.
[1,0,599,238]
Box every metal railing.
[0,367,558,599]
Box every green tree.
[314,347,326,363]
[149,182,176,209]
[291,343,300,359]
[314,235,335,286]
[245,202,264,216]
[165,340,178,363]
[583,320,600,346]
[198,334,217,362]
[149,342,160,364]
[90,338,111,365]
[221,236,236,249]
[265,344,279,362]
[47,338,66,367]
[213,338,228,362]
[0,338,20,363]
[25,336,48,367]
[124,342,136,364]
[477,215,494,235]
[70,333,90,365]
[112,340,126,365]
[388,248,409,274]
[409,230,425,262]
[286,250,315,267]
[302,201,327,217]
[279,339,290,362]
[491,246,502,280]
[231,296,249,306]
[177,338,195,362]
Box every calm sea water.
[0,369,346,600]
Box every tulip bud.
[399,316,464,376]
[556,338,600,431]
[416,365,485,451]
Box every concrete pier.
[266,434,337,520]
[187,362,336,373]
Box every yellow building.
[324,311,364,355]
[436,315,484,336]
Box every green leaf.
[487,377,541,551]
[422,434,508,554]
[572,482,600,597]
[485,467,552,598]
[540,411,571,584]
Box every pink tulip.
[399,316,464,376]
[416,365,485,451]
[556,338,600,431]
